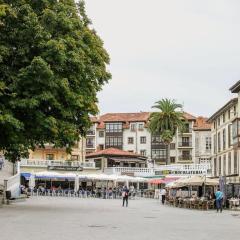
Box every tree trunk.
[166,144,170,165]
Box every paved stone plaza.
[0,197,240,240]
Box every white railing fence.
[20,159,96,169]
[105,164,211,177]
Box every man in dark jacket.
[122,186,129,207]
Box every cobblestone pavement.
[0,197,240,240]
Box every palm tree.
[148,98,186,165]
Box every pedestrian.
[215,188,224,213]
[0,156,4,170]
[160,188,166,205]
[122,186,129,207]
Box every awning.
[149,177,180,185]
[227,176,240,184]
[21,173,31,180]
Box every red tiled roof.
[95,112,150,129]
[194,117,211,130]
[86,148,143,158]
[99,112,150,122]
[92,112,196,129]
[183,112,196,120]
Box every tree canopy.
[148,99,185,164]
[0,0,111,162]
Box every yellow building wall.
[28,138,86,162]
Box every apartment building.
[86,112,211,165]
[208,81,240,183]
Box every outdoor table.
[229,199,240,209]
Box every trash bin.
[6,190,11,200]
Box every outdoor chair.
[208,200,215,209]
[201,200,208,210]
[193,200,200,209]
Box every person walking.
[160,188,166,205]
[215,188,224,213]
[122,186,129,207]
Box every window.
[105,137,122,147]
[140,150,146,156]
[130,123,136,132]
[99,131,104,138]
[46,154,54,160]
[219,156,222,176]
[213,134,217,154]
[138,124,144,131]
[87,126,95,135]
[94,159,102,169]
[223,113,225,123]
[234,106,237,116]
[99,144,104,150]
[152,136,162,144]
[170,143,176,150]
[184,123,190,133]
[218,132,221,152]
[228,152,232,175]
[205,137,211,150]
[228,110,231,120]
[86,138,95,148]
[105,123,122,133]
[223,129,226,150]
[214,121,216,129]
[182,150,191,160]
[182,137,190,147]
[152,149,167,159]
[223,155,226,175]
[214,158,217,176]
[170,157,175,163]
[140,136,146,144]
[234,150,238,174]
[128,137,134,144]
[228,124,232,148]
[71,155,79,161]
[218,118,221,126]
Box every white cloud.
[85,0,240,117]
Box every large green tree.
[0,0,111,162]
[148,99,185,165]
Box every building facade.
[28,138,86,162]
[208,81,240,184]
[86,112,211,165]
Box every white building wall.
[210,103,237,177]
[122,122,151,158]
[195,130,211,164]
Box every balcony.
[179,128,193,135]
[86,130,95,136]
[178,142,192,148]
[178,155,192,161]
[86,144,95,149]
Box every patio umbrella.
[74,175,79,192]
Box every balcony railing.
[178,155,192,161]
[86,130,95,136]
[178,142,192,147]
[86,144,95,149]
[179,128,193,134]
[20,159,96,169]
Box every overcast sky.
[84,0,240,117]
